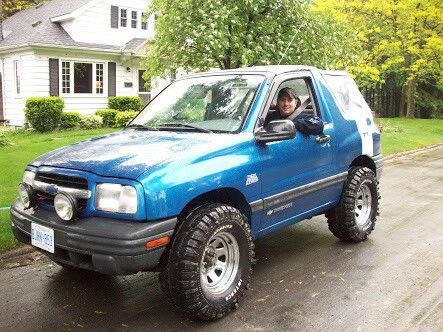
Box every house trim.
[51,0,104,22]
[0,44,122,55]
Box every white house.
[0,0,164,126]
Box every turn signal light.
[145,236,169,249]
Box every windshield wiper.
[157,123,213,133]
[125,123,158,131]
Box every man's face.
[277,93,297,117]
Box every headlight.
[95,183,137,214]
[18,183,35,209]
[22,171,36,186]
[54,192,78,221]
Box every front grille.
[35,172,88,190]
[33,172,89,209]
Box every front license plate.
[31,223,54,253]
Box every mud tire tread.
[327,167,380,242]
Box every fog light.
[54,192,78,221]
[18,183,35,209]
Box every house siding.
[1,51,35,125]
[62,0,154,46]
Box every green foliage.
[1,0,46,19]
[79,115,103,129]
[114,111,138,127]
[59,111,80,129]
[108,96,143,112]
[315,0,443,118]
[95,109,119,127]
[24,97,64,132]
[0,133,12,147]
[416,90,443,119]
[143,0,362,84]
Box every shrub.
[108,96,143,112]
[114,111,138,127]
[24,97,64,132]
[0,133,12,147]
[60,111,81,129]
[95,109,118,127]
[79,115,103,129]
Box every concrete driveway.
[1,146,442,331]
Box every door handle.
[316,134,330,144]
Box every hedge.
[114,111,138,127]
[24,97,64,132]
[95,109,118,127]
[60,111,81,129]
[108,96,143,112]
[79,115,103,129]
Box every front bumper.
[10,200,177,275]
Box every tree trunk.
[405,78,416,118]
[399,84,406,117]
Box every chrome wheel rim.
[355,180,373,227]
[200,231,240,296]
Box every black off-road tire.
[327,167,380,242]
[159,203,254,321]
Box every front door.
[257,74,338,234]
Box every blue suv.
[11,66,383,320]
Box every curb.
[0,244,35,260]
[1,143,442,260]
[384,143,443,163]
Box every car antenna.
[278,21,307,65]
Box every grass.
[0,118,442,253]
[376,118,443,155]
[0,128,117,251]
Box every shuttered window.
[141,12,147,30]
[59,61,105,95]
[131,11,137,28]
[120,8,127,27]
[62,61,70,93]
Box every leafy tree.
[143,0,361,85]
[1,0,45,19]
[315,0,443,118]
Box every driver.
[265,87,324,135]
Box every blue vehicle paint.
[11,65,383,270]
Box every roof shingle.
[0,0,125,52]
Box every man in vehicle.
[265,87,324,135]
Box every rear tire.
[159,203,254,321]
[327,167,380,242]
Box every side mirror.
[255,119,296,143]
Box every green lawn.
[0,118,442,252]
[376,118,443,155]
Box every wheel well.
[350,155,376,174]
[158,188,251,269]
[178,188,251,223]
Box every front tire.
[327,167,380,242]
[160,204,254,321]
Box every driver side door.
[257,73,337,235]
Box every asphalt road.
[1,147,442,331]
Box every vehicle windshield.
[130,74,264,133]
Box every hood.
[30,130,244,179]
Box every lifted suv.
[11,65,382,320]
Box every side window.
[323,75,371,116]
[268,77,319,117]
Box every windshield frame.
[127,73,267,134]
